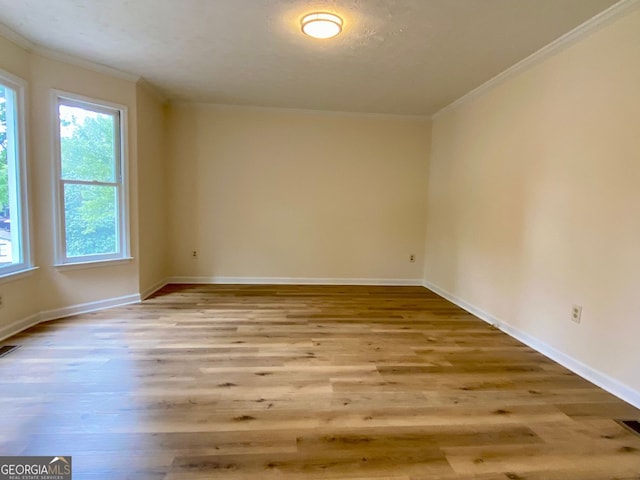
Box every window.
[54,92,129,265]
[0,71,30,277]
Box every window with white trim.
[54,93,129,265]
[0,71,30,277]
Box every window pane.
[56,95,127,264]
[0,84,8,265]
[0,82,22,268]
[59,104,116,182]
[64,183,117,257]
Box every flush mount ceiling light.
[301,12,343,39]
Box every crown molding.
[32,45,140,83]
[136,78,169,105]
[170,101,431,121]
[0,22,35,50]
[0,21,140,83]
[432,0,640,120]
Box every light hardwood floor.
[1,284,639,479]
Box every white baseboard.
[0,313,41,343]
[38,294,141,323]
[166,276,424,286]
[141,279,168,300]
[0,294,141,342]
[423,280,640,409]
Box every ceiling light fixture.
[301,12,343,39]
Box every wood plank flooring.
[1,284,639,479]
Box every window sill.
[54,257,134,271]
[0,266,39,285]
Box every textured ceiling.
[0,0,620,115]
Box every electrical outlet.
[571,304,582,324]
[192,250,198,258]
[409,254,416,263]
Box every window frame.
[52,90,130,266]
[0,68,32,279]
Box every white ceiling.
[0,0,620,115]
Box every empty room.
[0,0,639,478]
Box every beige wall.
[136,82,168,296]
[167,105,430,281]
[0,35,29,79]
[0,34,145,333]
[29,54,140,311]
[425,9,640,393]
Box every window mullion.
[61,179,118,188]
